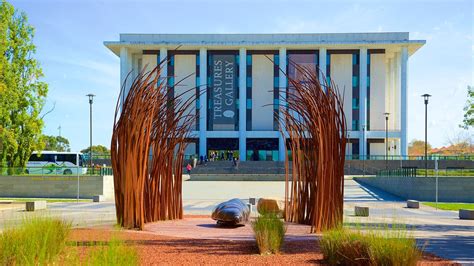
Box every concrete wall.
[175,54,196,128]
[0,175,114,200]
[331,54,352,130]
[142,54,157,73]
[355,176,474,202]
[252,54,274,131]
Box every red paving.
[143,217,317,241]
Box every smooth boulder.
[211,198,250,225]
[257,198,284,216]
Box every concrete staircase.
[190,161,290,181]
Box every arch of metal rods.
[111,63,197,229]
[281,63,347,233]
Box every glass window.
[352,98,359,109]
[352,76,358,87]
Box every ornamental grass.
[0,216,71,265]
[320,224,421,266]
[252,212,287,255]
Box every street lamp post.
[86,94,95,169]
[384,112,390,170]
[422,94,431,178]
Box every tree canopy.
[81,145,110,155]
[460,85,473,129]
[408,140,432,156]
[44,135,70,152]
[0,0,48,167]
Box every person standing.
[186,163,192,174]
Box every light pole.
[384,112,390,170]
[362,125,366,175]
[422,94,431,177]
[86,94,95,168]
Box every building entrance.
[207,138,239,161]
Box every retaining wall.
[0,175,114,200]
[354,176,474,202]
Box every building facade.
[105,33,425,161]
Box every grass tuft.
[320,224,421,266]
[251,212,287,255]
[85,237,139,265]
[0,216,71,265]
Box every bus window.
[79,154,84,166]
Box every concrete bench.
[355,206,369,217]
[459,209,474,220]
[407,200,420,209]
[93,195,105,202]
[26,201,47,211]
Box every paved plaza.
[0,179,472,263]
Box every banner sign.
[211,54,236,129]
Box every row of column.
[119,46,409,160]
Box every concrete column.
[199,48,207,158]
[359,48,368,158]
[385,57,392,155]
[159,48,168,83]
[239,48,247,161]
[318,48,327,86]
[390,55,397,132]
[120,47,132,105]
[400,46,408,156]
[278,47,287,161]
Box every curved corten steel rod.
[111,61,198,229]
[279,63,347,233]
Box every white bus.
[26,151,87,175]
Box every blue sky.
[11,0,474,151]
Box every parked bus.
[26,151,87,175]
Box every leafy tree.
[81,145,110,155]
[408,139,432,156]
[0,1,48,168]
[44,135,71,152]
[460,85,473,129]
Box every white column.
[278,47,287,161]
[239,48,247,161]
[159,48,168,83]
[390,55,397,132]
[319,48,327,85]
[359,48,368,158]
[199,48,207,158]
[120,47,132,105]
[400,46,408,156]
[385,57,392,155]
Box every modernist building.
[104,33,425,161]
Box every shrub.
[0,216,71,265]
[252,212,287,255]
[320,225,421,266]
[85,237,139,265]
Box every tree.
[44,135,70,152]
[0,1,48,168]
[408,139,432,156]
[460,85,473,129]
[81,145,110,155]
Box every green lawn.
[423,202,474,211]
[0,198,91,203]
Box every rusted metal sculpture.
[111,62,196,229]
[281,63,347,233]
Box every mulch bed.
[68,227,458,265]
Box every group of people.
[185,151,241,174]
[207,151,235,162]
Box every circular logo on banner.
[223,110,235,118]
